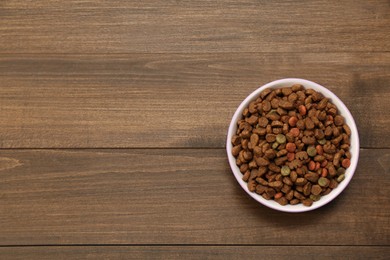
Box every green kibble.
[310,194,321,201]
[272,142,279,149]
[318,177,330,187]
[281,166,291,176]
[307,145,317,157]
[337,174,345,183]
[337,167,346,176]
[276,134,286,144]
[318,138,326,145]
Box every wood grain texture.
[0,53,389,148]
[0,246,389,260]
[0,149,389,245]
[0,0,389,53]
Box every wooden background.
[0,0,389,258]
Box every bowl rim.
[226,78,360,213]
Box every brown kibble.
[256,157,270,166]
[276,149,288,157]
[334,115,344,126]
[333,152,341,167]
[317,98,329,110]
[343,124,351,136]
[293,190,306,200]
[324,126,333,137]
[232,145,242,157]
[288,93,298,103]
[296,119,305,130]
[271,98,279,109]
[250,134,259,148]
[292,84,304,92]
[246,115,259,125]
[302,199,313,207]
[256,177,268,186]
[322,188,332,196]
[329,179,339,189]
[302,136,316,145]
[260,88,272,99]
[240,164,249,173]
[275,196,288,205]
[258,167,267,177]
[248,180,257,192]
[286,190,294,200]
[264,149,276,159]
[274,156,288,166]
[255,184,267,194]
[232,135,241,146]
[283,177,294,186]
[311,185,322,196]
[303,182,312,196]
[305,117,315,130]
[295,178,307,186]
[269,181,283,189]
[296,151,308,160]
[266,187,276,197]
[305,172,319,183]
[243,151,253,161]
[262,100,271,112]
[266,134,276,143]
[269,163,281,173]
[279,100,294,110]
[314,129,325,140]
[314,155,325,162]
[328,165,337,177]
[258,117,269,128]
[248,160,257,169]
[242,171,251,182]
[290,199,300,205]
[282,87,293,96]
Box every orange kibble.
[298,105,307,116]
[342,158,351,168]
[287,152,295,161]
[308,160,316,171]
[288,116,298,127]
[286,142,296,153]
[321,168,328,177]
[315,162,321,171]
[290,128,300,137]
[274,192,283,199]
[316,145,323,155]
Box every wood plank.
[0,53,389,148]
[0,0,389,53]
[0,246,389,259]
[0,148,389,245]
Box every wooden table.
[0,1,389,258]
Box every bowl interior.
[226,78,359,213]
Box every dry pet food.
[231,84,352,207]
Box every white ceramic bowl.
[226,78,359,213]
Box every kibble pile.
[231,84,352,207]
